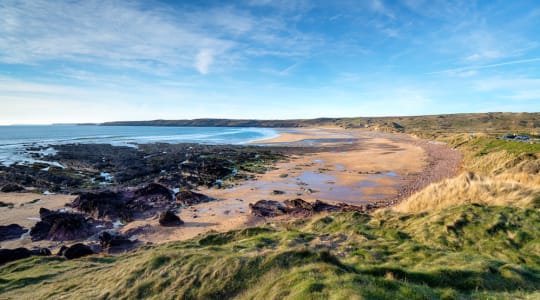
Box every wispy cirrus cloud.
[429,58,540,76]
[0,0,318,75]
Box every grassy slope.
[1,206,539,299]
[394,133,540,213]
[101,112,540,137]
[339,112,540,137]
[2,118,540,299]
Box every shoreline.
[0,128,462,250]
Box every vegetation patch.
[1,205,539,299]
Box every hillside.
[2,120,540,299]
[101,113,540,137]
[1,205,539,299]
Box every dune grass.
[1,205,539,299]
[392,133,540,214]
[393,172,540,213]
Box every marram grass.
[1,205,539,299]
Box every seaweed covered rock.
[0,247,51,265]
[1,183,25,192]
[30,208,95,241]
[249,200,288,217]
[98,231,138,254]
[250,199,369,218]
[58,243,94,260]
[0,224,28,241]
[175,190,215,206]
[71,183,174,221]
[159,210,184,227]
[71,190,129,220]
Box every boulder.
[61,243,94,259]
[71,190,128,220]
[98,231,138,254]
[249,200,288,217]
[0,247,51,265]
[71,183,174,221]
[283,198,315,210]
[1,183,25,192]
[175,190,214,206]
[159,210,184,226]
[30,208,94,241]
[0,224,28,241]
[250,199,369,218]
[134,182,172,200]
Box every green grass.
[471,138,540,156]
[1,205,538,299]
[438,134,540,176]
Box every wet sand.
[123,128,429,245]
[1,128,458,249]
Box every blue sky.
[1,0,539,124]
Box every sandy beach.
[1,128,460,249]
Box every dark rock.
[62,243,94,259]
[98,231,138,254]
[250,199,369,218]
[284,198,315,210]
[311,200,343,212]
[57,245,68,256]
[134,182,172,199]
[30,208,94,241]
[71,190,129,220]
[272,190,285,195]
[249,200,288,217]
[159,210,184,226]
[72,183,174,221]
[0,201,14,208]
[0,247,51,265]
[0,224,28,241]
[175,190,214,206]
[1,183,25,192]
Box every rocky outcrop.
[175,190,215,206]
[159,210,184,226]
[98,231,138,254]
[30,208,95,241]
[0,247,51,265]
[249,200,289,217]
[284,199,369,215]
[1,183,25,192]
[71,183,174,221]
[58,243,94,259]
[0,224,28,241]
[250,199,373,218]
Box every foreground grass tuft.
[1,205,539,299]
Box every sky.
[1,0,540,124]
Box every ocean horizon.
[0,125,279,166]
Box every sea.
[0,125,279,166]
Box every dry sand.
[1,128,442,249]
[123,128,429,245]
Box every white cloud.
[0,1,232,73]
[370,0,395,19]
[195,49,215,75]
[429,58,540,76]
[0,0,317,75]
